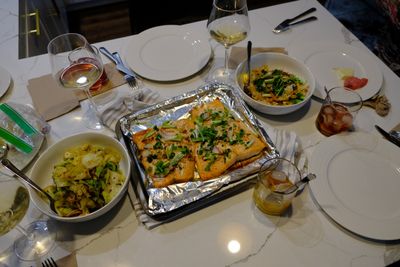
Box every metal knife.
[375,125,400,148]
[273,7,317,33]
[99,47,137,78]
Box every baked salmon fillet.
[193,142,238,180]
[132,119,195,187]
[132,98,267,186]
[229,120,266,161]
[190,99,266,180]
[190,98,227,122]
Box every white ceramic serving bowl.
[235,52,315,115]
[29,132,131,222]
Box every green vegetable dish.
[45,144,125,217]
[240,65,309,106]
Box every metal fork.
[124,74,139,90]
[42,257,58,267]
[98,47,141,92]
[112,52,140,90]
[123,74,143,110]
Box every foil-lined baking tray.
[118,83,279,217]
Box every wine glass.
[47,33,104,130]
[207,0,250,83]
[0,176,54,261]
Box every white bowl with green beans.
[29,132,131,222]
[235,52,315,115]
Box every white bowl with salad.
[235,52,315,115]
[29,132,131,222]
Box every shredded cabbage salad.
[45,144,125,217]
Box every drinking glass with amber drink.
[253,158,301,216]
[87,45,109,94]
[316,86,363,136]
[48,33,105,130]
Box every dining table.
[1,0,400,266]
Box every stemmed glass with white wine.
[0,173,54,261]
[207,0,250,83]
[47,33,104,130]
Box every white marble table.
[1,0,400,266]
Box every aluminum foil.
[119,83,279,215]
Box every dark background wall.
[66,0,326,43]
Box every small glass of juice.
[253,157,301,216]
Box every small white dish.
[125,25,212,81]
[290,42,383,102]
[235,52,315,115]
[0,66,11,98]
[29,132,131,222]
[309,132,400,241]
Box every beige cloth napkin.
[27,63,125,121]
[228,46,288,69]
[100,87,161,131]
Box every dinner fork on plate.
[42,257,58,267]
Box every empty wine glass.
[0,176,54,261]
[207,0,250,83]
[47,33,104,130]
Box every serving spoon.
[0,143,57,213]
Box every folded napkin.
[264,125,307,174]
[100,87,161,130]
[130,125,305,230]
[228,46,288,69]
[27,63,125,121]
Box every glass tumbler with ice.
[315,86,362,136]
[253,158,301,216]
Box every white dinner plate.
[0,66,11,98]
[309,132,400,241]
[125,25,212,81]
[290,42,383,102]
